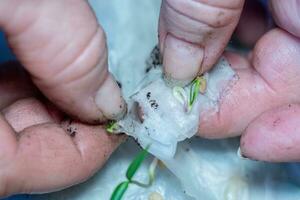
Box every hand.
[159,0,245,85]
[198,0,300,162]
[0,0,125,197]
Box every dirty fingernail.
[163,34,204,87]
[237,146,250,160]
[95,74,126,120]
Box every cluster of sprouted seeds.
[105,76,207,199]
[105,120,119,134]
[106,76,206,135]
[109,145,158,200]
[173,76,206,112]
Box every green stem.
[188,77,201,111]
[130,158,158,188]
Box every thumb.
[159,0,244,85]
[0,0,126,123]
[241,104,300,162]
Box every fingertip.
[0,0,127,124]
[95,74,127,121]
[241,104,300,162]
[163,34,204,86]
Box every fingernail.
[163,34,204,87]
[95,74,127,120]
[163,73,190,87]
[237,147,250,160]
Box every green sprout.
[188,77,201,111]
[105,120,119,134]
[126,146,149,181]
[130,158,158,188]
[110,181,129,200]
[173,86,188,106]
[173,76,207,112]
[110,145,158,200]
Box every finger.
[240,104,300,162]
[269,0,300,37]
[159,0,244,85]
[0,98,123,197]
[0,115,18,197]
[0,61,38,110]
[0,0,126,123]
[2,98,58,132]
[5,124,122,196]
[198,28,300,138]
[234,0,270,48]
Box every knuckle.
[164,0,242,29]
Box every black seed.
[146,92,151,99]
[149,99,156,104]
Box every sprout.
[173,76,207,113]
[131,158,158,188]
[110,145,158,200]
[148,158,158,184]
[188,76,206,112]
[173,86,188,106]
[110,181,129,200]
[126,146,150,181]
[105,120,119,134]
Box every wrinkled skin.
[0,0,125,197]
[1,0,300,197]
[199,0,300,162]
[159,0,244,84]
[0,0,126,122]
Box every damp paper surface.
[32,0,300,200]
[117,57,236,159]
